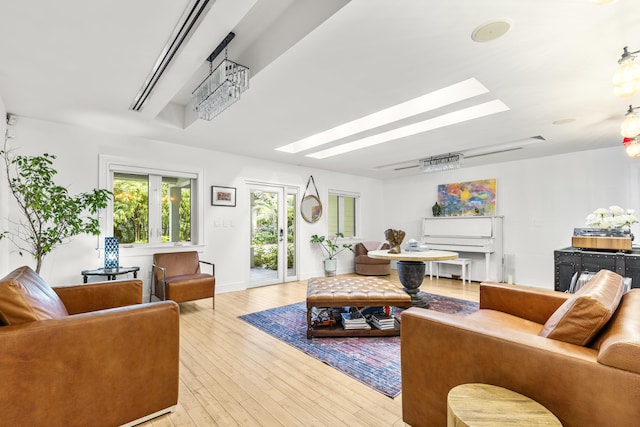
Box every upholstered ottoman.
[306,276,411,338]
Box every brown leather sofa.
[0,266,180,427]
[355,241,390,275]
[401,270,640,427]
[153,251,215,308]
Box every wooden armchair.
[152,251,216,309]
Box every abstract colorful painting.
[437,178,496,216]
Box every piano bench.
[429,258,472,284]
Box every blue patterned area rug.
[238,292,478,398]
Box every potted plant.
[1,146,112,273]
[310,233,353,276]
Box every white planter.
[324,259,337,276]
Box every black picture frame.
[211,186,236,207]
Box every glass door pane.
[250,187,281,286]
[286,190,298,281]
[249,184,298,286]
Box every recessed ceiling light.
[552,118,576,125]
[306,100,510,159]
[471,20,511,43]
[275,78,490,154]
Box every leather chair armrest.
[479,281,570,324]
[401,307,640,427]
[54,279,143,314]
[354,243,367,257]
[0,301,180,427]
[151,264,166,302]
[199,260,215,276]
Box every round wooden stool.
[447,383,562,426]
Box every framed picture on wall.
[437,178,496,216]
[211,186,236,207]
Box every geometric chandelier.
[192,32,250,121]
[419,152,464,173]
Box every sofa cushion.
[592,289,640,374]
[539,269,624,346]
[0,266,69,325]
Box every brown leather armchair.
[0,266,179,427]
[152,251,216,308]
[401,270,640,427]
[355,241,390,275]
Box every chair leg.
[149,275,155,303]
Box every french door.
[249,183,298,287]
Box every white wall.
[1,117,386,296]
[382,148,640,289]
[4,115,638,293]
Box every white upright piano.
[421,216,503,281]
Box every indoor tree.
[1,144,112,273]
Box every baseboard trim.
[120,406,176,427]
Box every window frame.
[99,155,205,255]
[327,189,360,239]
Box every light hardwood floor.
[142,272,479,427]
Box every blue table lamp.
[104,237,119,270]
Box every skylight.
[275,78,490,154]
[306,100,510,159]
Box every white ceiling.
[1,0,638,179]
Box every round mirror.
[301,195,322,223]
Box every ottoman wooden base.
[306,276,411,338]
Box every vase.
[324,259,337,277]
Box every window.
[328,191,359,238]
[113,173,149,243]
[100,156,203,248]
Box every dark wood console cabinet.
[554,247,640,292]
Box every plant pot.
[324,259,337,277]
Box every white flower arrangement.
[585,206,638,229]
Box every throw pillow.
[539,269,624,346]
[0,266,69,325]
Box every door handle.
[279,228,284,242]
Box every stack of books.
[370,312,397,330]
[341,311,371,330]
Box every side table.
[81,267,140,283]
[447,383,561,426]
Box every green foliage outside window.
[253,243,294,270]
[113,178,148,243]
[251,191,296,270]
[113,176,191,244]
[160,183,191,242]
